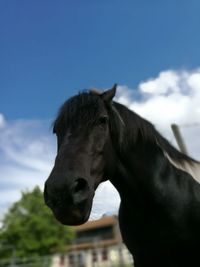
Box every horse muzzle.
[44,177,94,225]
[52,200,92,225]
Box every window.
[92,250,97,262]
[68,253,74,265]
[59,254,65,265]
[102,248,108,261]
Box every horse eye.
[98,116,108,125]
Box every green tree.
[0,186,75,260]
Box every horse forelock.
[53,92,103,131]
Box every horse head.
[44,85,117,225]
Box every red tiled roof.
[68,237,121,251]
[73,216,118,232]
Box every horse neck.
[110,136,164,199]
[111,137,200,225]
[110,104,179,203]
[109,122,200,208]
[108,104,170,200]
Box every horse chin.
[53,202,92,226]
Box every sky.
[0,0,200,221]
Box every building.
[52,215,133,267]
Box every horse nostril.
[73,178,88,193]
[73,178,89,207]
[44,185,63,208]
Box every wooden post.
[171,124,188,155]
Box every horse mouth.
[52,202,92,226]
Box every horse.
[44,84,200,267]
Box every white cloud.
[1,68,200,222]
[116,68,200,159]
[90,182,120,220]
[0,119,56,219]
[139,70,181,95]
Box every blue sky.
[1,0,200,119]
[1,1,200,219]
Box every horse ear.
[102,84,117,103]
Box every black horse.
[44,85,200,267]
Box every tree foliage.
[0,186,75,260]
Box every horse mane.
[113,102,200,183]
